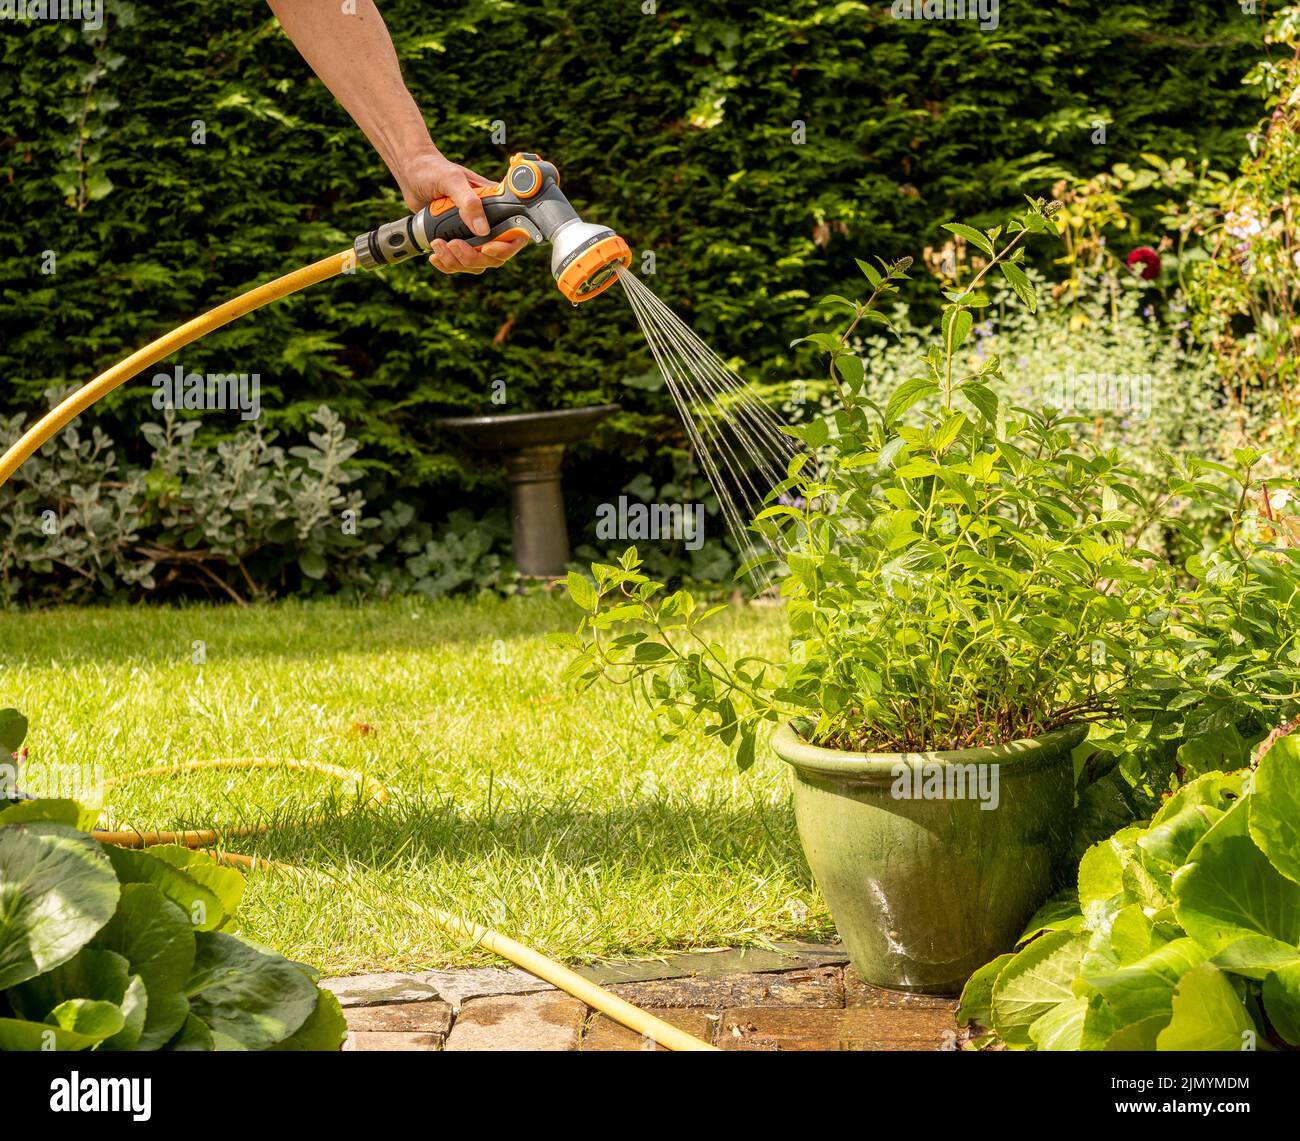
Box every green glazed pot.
[773,721,1085,995]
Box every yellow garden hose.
[0,256,717,1052]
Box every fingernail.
[472,218,490,237]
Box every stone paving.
[324,943,960,1052]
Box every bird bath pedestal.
[437,405,620,578]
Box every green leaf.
[164,1012,215,1051]
[185,931,319,1050]
[0,823,120,990]
[1077,937,1208,1028]
[1017,893,1083,945]
[0,999,125,1051]
[854,258,882,288]
[93,882,196,1050]
[1173,835,1300,951]
[0,708,28,754]
[834,353,865,390]
[885,378,939,425]
[991,931,1089,1047]
[1155,963,1256,1051]
[1251,736,1300,886]
[270,985,347,1051]
[957,952,1014,1027]
[1212,934,1300,981]
[104,844,226,932]
[1262,960,1300,1046]
[140,846,245,925]
[941,223,996,256]
[0,798,97,829]
[298,549,326,580]
[998,261,1037,313]
[961,382,999,424]
[564,571,597,611]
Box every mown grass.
[0,596,831,975]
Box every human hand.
[399,148,529,275]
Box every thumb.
[447,171,490,238]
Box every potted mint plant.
[560,201,1176,993]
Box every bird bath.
[437,404,620,578]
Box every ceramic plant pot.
[773,721,1085,995]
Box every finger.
[461,165,494,189]
[447,172,490,237]
[444,239,492,272]
[426,240,473,275]
[427,240,457,274]
[476,236,530,266]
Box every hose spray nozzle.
[353,153,631,304]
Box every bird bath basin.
[437,404,620,578]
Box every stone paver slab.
[843,967,962,1010]
[344,1030,443,1051]
[718,1005,958,1051]
[323,967,553,1010]
[579,941,847,986]
[609,966,843,1009]
[344,999,453,1035]
[580,1009,717,1051]
[445,991,585,1051]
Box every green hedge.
[0,0,1265,516]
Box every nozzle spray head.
[353,153,631,304]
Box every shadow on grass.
[153,787,814,891]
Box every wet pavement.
[324,943,960,1051]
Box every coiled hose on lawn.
[0,252,717,1052]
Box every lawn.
[0,595,830,975]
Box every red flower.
[1126,246,1161,280]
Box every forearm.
[266,0,436,196]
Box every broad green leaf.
[0,708,28,754]
[93,883,196,1050]
[990,931,1089,1047]
[297,549,326,581]
[9,946,131,1022]
[564,571,597,611]
[1156,963,1256,1051]
[165,1012,215,1051]
[186,931,318,1050]
[1173,835,1300,951]
[0,798,94,829]
[1262,960,1300,1045]
[1251,736,1300,886]
[1076,937,1208,1027]
[104,974,150,1051]
[957,952,1013,1027]
[0,823,119,990]
[270,985,347,1051]
[0,999,124,1051]
[1212,934,1300,981]
[1017,893,1083,945]
[1028,994,1089,1050]
[104,844,225,932]
[140,846,245,925]
[1104,1016,1166,1051]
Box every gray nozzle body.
[353,155,582,271]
